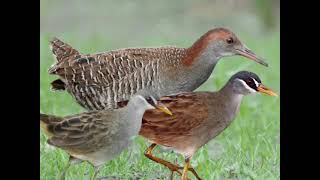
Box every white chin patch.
[237,79,256,93]
[220,51,234,57]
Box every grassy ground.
[40,32,280,180]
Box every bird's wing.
[49,47,185,109]
[138,92,209,147]
[45,111,121,154]
[49,47,179,83]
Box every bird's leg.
[178,166,202,180]
[188,167,202,180]
[144,143,182,176]
[60,156,83,180]
[91,165,103,180]
[175,156,201,180]
[176,163,202,180]
[168,155,201,180]
[181,158,191,180]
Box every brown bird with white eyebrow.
[133,71,277,180]
[48,28,268,111]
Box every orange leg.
[180,157,202,180]
[169,156,202,180]
[181,158,190,180]
[179,165,202,180]
[144,143,182,176]
[144,144,202,180]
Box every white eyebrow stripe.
[238,79,256,93]
[251,77,259,88]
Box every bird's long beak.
[235,45,268,67]
[257,84,278,97]
[156,102,173,116]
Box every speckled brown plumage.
[49,28,268,111]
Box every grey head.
[228,71,277,96]
[127,95,155,112]
[190,28,268,67]
[127,95,173,116]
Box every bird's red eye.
[226,37,234,44]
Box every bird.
[40,95,172,180]
[134,71,278,180]
[48,28,268,111]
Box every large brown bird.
[136,71,277,180]
[48,28,268,110]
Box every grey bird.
[40,95,172,180]
[48,28,268,110]
[138,71,278,180]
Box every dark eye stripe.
[146,97,156,106]
[245,79,257,90]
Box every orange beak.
[148,96,173,116]
[256,84,278,97]
[156,102,173,116]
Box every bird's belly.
[157,144,197,159]
[172,147,197,158]
[71,140,132,167]
[151,121,232,158]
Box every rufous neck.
[181,44,221,79]
[182,30,226,68]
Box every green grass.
[40,32,280,180]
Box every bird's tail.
[40,113,61,137]
[50,37,80,62]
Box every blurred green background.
[40,0,279,179]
